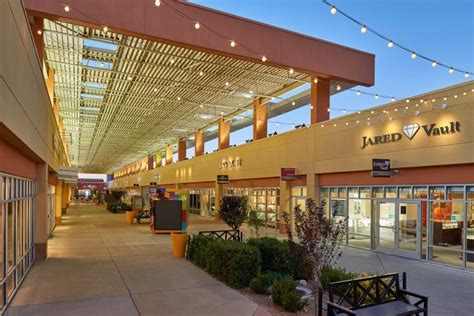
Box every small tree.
[283,198,347,314]
[247,208,265,239]
[220,195,249,230]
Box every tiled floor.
[6,203,258,316]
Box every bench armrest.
[399,289,428,310]
[327,301,357,315]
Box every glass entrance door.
[377,201,420,259]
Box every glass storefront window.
[321,187,329,198]
[330,187,338,198]
[372,187,383,198]
[399,187,411,199]
[385,187,397,198]
[348,198,371,249]
[338,187,347,198]
[467,187,474,200]
[447,186,464,200]
[466,202,474,267]
[360,187,371,199]
[348,187,358,198]
[430,186,445,200]
[413,186,428,199]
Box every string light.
[37,29,42,35]
[199,71,204,76]
[313,78,318,84]
[336,85,341,91]
[321,0,472,78]
[225,82,229,86]
[356,90,361,96]
[449,67,454,74]
[289,68,294,75]
[194,22,200,30]
[154,0,161,6]
[64,5,70,12]
[261,56,267,62]
[103,26,108,32]
[230,40,236,47]
[374,94,379,99]
[465,72,470,78]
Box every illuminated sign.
[361,121,460,149]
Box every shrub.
[320,266,354,290]
[248,237,304,278]
[272,275,305,312]
[108,203,118,213]
[248,209,265,239]
[220,195,249,230]
[187,236,260,289]
[121,203,132,211]
[250,272,274,294]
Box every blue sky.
[189,0,473,131]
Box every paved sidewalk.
[7,204,258,316]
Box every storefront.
[110,81,474,271]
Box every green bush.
[320,266,354,290]
[250,272,274,294]
[272,275,305,312]
[108,203,118,213]
[187,236,261,289]
[248,237,305,278]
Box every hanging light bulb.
[155,0,161,6]
[431,61,437,67]
[449,67,454,74]
[313,78,318,84]
[387,40,394,48]
[103,26,108,32]
[357,111,361,114]
[443,97,447,101]
[289,68,294,75]
[64,5,70,12]
[292,101,296,106]
[406,99,410,103]
[336,85,341,91]
[230,40,236,47]
[374,94,379,99]
[465,72,470,78]
[356,120,360,124]
[411,52,417,59]
[356,90,361,96]
[199,71,203,76]
[391,97,395,102]
[394,108,398,112]
[225,82,229,87]
[37,29,42,35]
[343,109,347,114]
[327,108,331,112]
[360,25,367,33]
[330,6,337,15]
[370,110,375,114]
[261,56,267,62]
[177,96,181,101]
[194,22,200,30]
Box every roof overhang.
[24,0,375,86]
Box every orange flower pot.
[125,211,135,224]
[171,232,188,258]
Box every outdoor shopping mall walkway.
[6,203,260,316]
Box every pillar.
[253,97,268,140]
[218,118,230,150]
[214,182,223,221]
[55,179,63,225]
[156,151,163,168]
[195,131,205,157]
[148,155,154,170]
[61,181,67,215]
[66,186,71,208]
[35,163,48,261]
[306,173,321,205]
[46,68,55,107]
[32,17,44,68]
[178,140,186,161]
[310,77,330,124]
[279,179,291,234]
[165,144,173,165]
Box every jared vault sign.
[361,121,461,149]
[372,159,391,177]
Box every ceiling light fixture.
[64,5,70,12]
[194,22,200,30]
[261,56,267,62]
[230,40,236,47]
[330,6,337,14]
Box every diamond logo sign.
[402,123,420,140]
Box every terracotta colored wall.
[180,181,215,189]
[320,164,474,186]
[0,138,36,180]
[224,177,280,188]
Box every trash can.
[171,232,188,258]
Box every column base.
[35,242,48,261]
[278,222,288,234]
[55,217,62,225]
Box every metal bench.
[135,209,151,223]
[327,272,428,316]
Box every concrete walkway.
[7,203,259,316]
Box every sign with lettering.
[361,121,461,149]
[218,158,242,169]
[281,168,297,180]
[58,166,78,183]
[217,175,229,184]
[372,159,391,177]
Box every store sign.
[371,159,391,177]
[361,121,461,149]
[217,175,229,184]
[281,168,297,180]
[133,183,140,187]
[150,182,157,186]
[218,158,242,169]
[58,166,78,183]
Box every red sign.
[281,168,297,180]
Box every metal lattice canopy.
[43,20,349,173]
